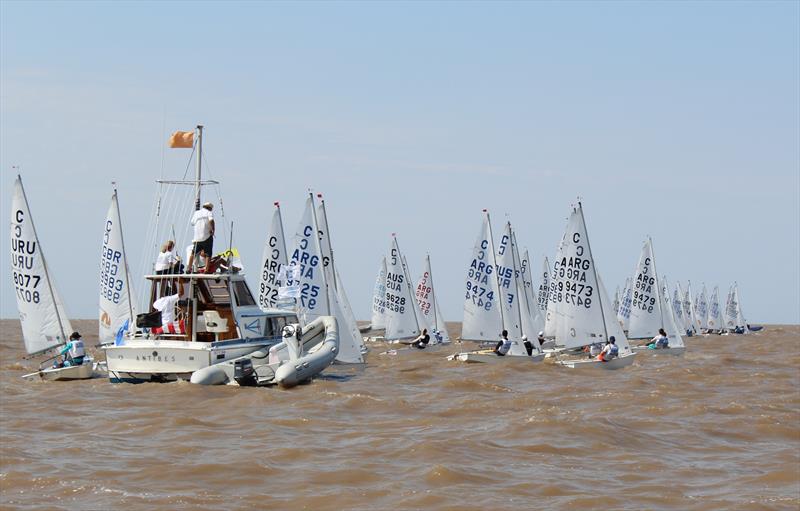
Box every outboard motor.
[233,358,256,386]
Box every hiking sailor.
[598,336,619,362]
[54,332,86,368]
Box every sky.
[1,1,798,325]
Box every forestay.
[258,203,288,310]
[10,176,72,355]
[370,257,387,330]
[627,238,666,339]
[384,235,421,340]
[99,189,137,343]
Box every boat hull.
[448,349,545,363]
[38,362,94,381]
[104,338,275,383]
[632,346,686,356]
[558,352,636,369]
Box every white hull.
[557,352,637,370]
[104,338,273,383]
[448,349,545,363]
[632,345,686,356]
[37,362,94,381]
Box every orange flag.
[169,130,194,148]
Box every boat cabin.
[138,272,298,343]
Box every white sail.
[553,203,624,351]
[370,257,388,330]
[536,256,550,315]
[627,238,666,339]
[384,235,421,340]
[10,176,72,355]
[511,232,543,354]
[287,195,329,323]
[672,282,688,333]
[617,277,632,331]
[99,189,137,343]
[258,203,288,310]
[315,196,365,362]
[415,255,449,342]
[544,214,575,338]
[331,265,365,363]
[733,284,748,330]
[694,285,709,331]
[685,282,700,333]
[724,285,737,330]
[660,279,685,348]
[496,222,522,344]
[462,211,502,341]
[707,285,724,331]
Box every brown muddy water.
[1,319,798,510]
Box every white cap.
[538,331,544,336]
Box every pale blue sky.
[2,1,798,324]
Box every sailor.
[598,336,619,362]
[152,280,188,335]
[155,240,181,274]
[648,328,669,349]
[522,335,534,356]
[537,331,546,347]
[55,332,86,367]
[187,201,215,273]
[411,329,431,349]
[493,330,512,356]
[589,342,602,358]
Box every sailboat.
[706,285,724,334]
[450,216,543,363]
[104,126,320,384]
[725,282,753,333]
[626,238,685,354]
[99,186,137,346]
[414,254,450,344]
[543,202,636,369]
[314,194,367,362]
[383,234,423,342]
[11,175,94,381]
[695,284,710,334]
[257,202,288,311]
[684,281,702,336]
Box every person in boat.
[588,342,602,358]
[537,331,546,347]
[54,332,86,368]
[598,337,619,362]
[523,335,534,356]
[647,328,669,349]
[187,201,215,273]
[734,326,745,334]
[152,280,188,335]
[493,330,512,356]
[410,329,431,349]
[155,240,181,274]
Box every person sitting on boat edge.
[187,201,215,273]
[494,330,512,356]
[523,335,534,356]
[54,332,85,368]
[410,329,430,349]
[598,337,619,362]
[537,331,546,347]
[647,328,669,349]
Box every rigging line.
[180,145,197,181]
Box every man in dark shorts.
[187,202,215,273]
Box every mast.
[577,202,609,342]
[275,202,288,268]
[486,210,506,332]
[317,194,338,290]
[394,235,422,332]
[511,229,529,338]
[649,236,666,331]
[190,125,203,342]
[309,192,332,315]
[114,185,135,328]
[426,254,439,332]
[17,174,68,347]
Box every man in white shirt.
[187,202,215,273]
[155,240,180,274]
[493,330,512,356]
